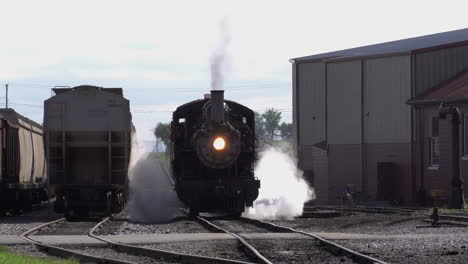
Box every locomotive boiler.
[171,90,260,216]
[44,85,132,219]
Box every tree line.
[153,108,292,152]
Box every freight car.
[171,90,260,216]
[44,85,132,219]
[0,109,48,212]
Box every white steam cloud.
[127,133,181,223]
[245,145,315,220]
[210,17,231,90]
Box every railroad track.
[183,210,388,264]
[21,216,255,264]
[20,218,138,264]
[90,217,254,264]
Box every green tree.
[279,122,292,140]
[154,122,171,152]
[254,112,266,139]
[262,108,282,140]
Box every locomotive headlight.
[213,137,226,151]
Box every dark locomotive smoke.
[245,144,315,220]
[210,17,231,90]
[127,133,181,223]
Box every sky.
[1,0,467,150]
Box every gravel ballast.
[247,239,354,264]
[62,245,174,264]
[145,240,250,262]
[98,217,210,235]
[0,205,61,235]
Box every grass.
[151,151,169,161]
[0,246,78,264]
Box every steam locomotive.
[171,90,260,216]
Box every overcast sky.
[1,0,467,149]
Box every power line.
[1,82,291,92]
[7,102,292,114]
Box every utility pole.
[5,83,8,108]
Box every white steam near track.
[245,145,315,220]
[127,133,181,223]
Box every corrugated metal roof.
[291,28,468,62]
[408,69,468,105]
[0,108,42,129]
[52,85,124,96]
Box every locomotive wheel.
[54,196,65,213]
[230,212,242,218]
[189,207,199,217]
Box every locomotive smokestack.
[211,90,224,123]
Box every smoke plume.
[127,133,181,223]
[245,145,315,220]
[210,17,231,90]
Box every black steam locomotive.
[171,90,259,216]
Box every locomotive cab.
[171,90,259,216]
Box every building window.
[430,117,439,167]
[464,115,468,156]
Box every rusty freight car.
[0,109,48,212]
[44,85,132,219]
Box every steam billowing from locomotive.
[127,134,181,223]
[210,17,231,91]
[245,145,315,220]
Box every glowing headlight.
[213,137,226,151]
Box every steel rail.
[89,217,255,264]
[239,216,388,264]
[193,215,273,264]
[20,218,136,264]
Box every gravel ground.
[62,245,175,264]
[209,218,271,233]
[269,213,468,236]
[267,212,468,264]
[0,205,61,235]
[247,239,354,264]
[97,217,210,235]
[36,220,100,235]
[144,240,251,262]
[97,207,211,235]
[334,237,468,264]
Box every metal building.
[291,28,468,205]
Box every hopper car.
[0,109,48,212]
[44,85,132,219]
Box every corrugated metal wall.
[415,44,468,94]
[292,63,298,148]
[297,62,326,145]
[327,60,362,144]
[311,146,328,204]
[363,55,412,143]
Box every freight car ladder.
[108,130,128,185]
[48,128,66,184]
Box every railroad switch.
[430,207,441,227]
